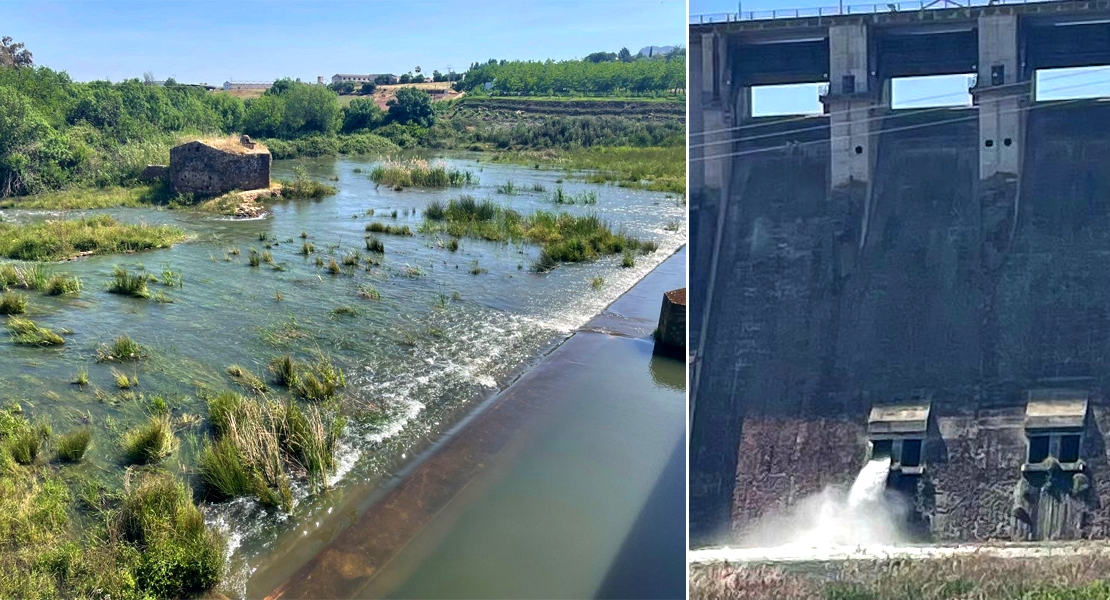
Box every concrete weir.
[690,0,1110,544]
[268,248,687,599]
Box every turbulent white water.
[848,456,892,507]
[727,457,906,551]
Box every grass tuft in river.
[121,414,176,464]
[280,165,338,199]
[55,427,92,462]
[0,292,27,315]
[45,274,81,295]
[227,364,268,393]
[6,316,64,346]
[96,334,146,362]
[369,158,474,189]
[107,266,149,298]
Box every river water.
[0,155,685,597]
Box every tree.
[399,73,412,84]
[387,87,435,127]
[414,66,421,74]
[163,76,177,86]
[584,51,616,63]
[618,47,633,63]
[374,74,392,85]
[341,97,384,133]
[328,81,355,94]
[432,70,445,82]
[0,36,33,69]
[360,81,377,95]
[412,74,426,84]
[266,77,296,96]
[143,71,156,86]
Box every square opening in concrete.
[871,439,894,460]
[1059,434,1081,464]
[1028,435,1050,464]
[900,439,922,468]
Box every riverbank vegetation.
[0,215,186,261]
[690,554,1110,600]
[0,36,683,204]
[422,195,654,270]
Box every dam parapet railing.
[691,0,1076,24]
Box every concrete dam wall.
[692,101,1110,543]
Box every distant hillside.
[638,45,676,58]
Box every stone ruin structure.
[166,138,270,196]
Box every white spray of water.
[848,456,892,507]
[735,456,907,551]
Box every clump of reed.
[0,291,27,315]
[227,364,268,393]
[447,238,459,252]
[341,250,361,267]
[280,165,337,199]
[3,422,49,465]
[72,367,89,386]
[299,242,315,255]
[248,249,261,267]
[496,180,518,195]
[357,283,381,300]
[108,266,149,298]
[45,274,81,295]
[121,414,176,464]
[268,353,345,402]
[548,185,597,205]
[0,262,51,290]
[591,276,605,289]
[531,182,547,193]
[621,251,636,268]
[365,236,384,253]
[200,392,345,506]
[365,222,413,236]
[331,306,360,318]
[325,257,341,275]
[96,334,145,362]
[6,316,64,346]
[55,427,92,462]
[424,200,446,221]
[267,355,297,388]
[369,158,474,189]
[112,368,136,389]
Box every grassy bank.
[422,195,655,270]
[0,408,225,599]
[489,146,684,194]
[0,215,187,261]
[0,184,174,210]
[690,554,1110,600]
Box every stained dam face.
[690,85,1110,544]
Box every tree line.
[456,51,685,97]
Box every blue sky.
[691,0,1110,115]
[6,0,684,84]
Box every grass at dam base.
[690,547,1110,600]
